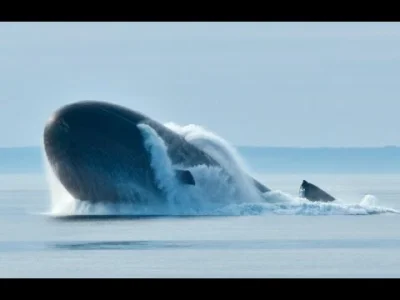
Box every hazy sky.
[1,22,399,147]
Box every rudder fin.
[300,180,336,202]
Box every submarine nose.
[43,101,124,202]
[43,102,94,201]
[43,102,87,162]
[43,100,150,166]
[43,101,144,160]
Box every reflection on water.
[48,214,228,222]
[2,238,400,252]
[51,239,400,251]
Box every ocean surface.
[1,145,400,278]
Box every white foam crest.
[137,123,250,214]
[164,122,251,173]
[137,123,184,213]
[215,191,399,216]
[360,194,379,206]
[165,122,264,202]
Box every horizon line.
[0,145,398,150]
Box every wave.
[44,122,399,217]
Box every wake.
[44,122,399,217]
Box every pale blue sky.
[1,22,400,147]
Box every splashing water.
[44,121,399,216]
[164,122,264,202]
[42,149,77,215]
[137,123,255,214]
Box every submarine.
[43,100,337,205]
